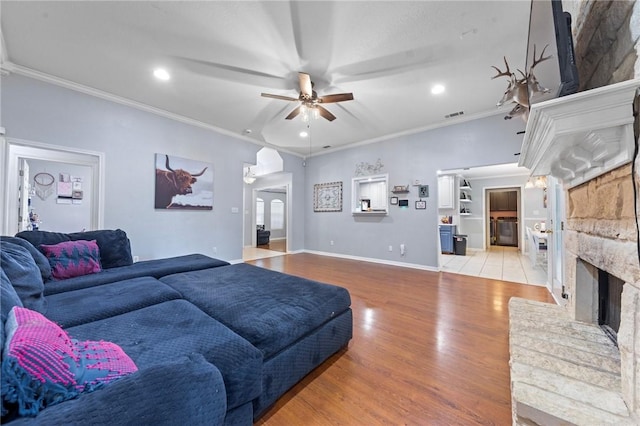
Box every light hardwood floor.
[249,253,554,425]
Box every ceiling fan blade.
[299,72,313,98]
[285,105,304,120]
[318,93,354,104]
[261,93,300,102]
[316,105,336,121]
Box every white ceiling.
[0,1,533,157]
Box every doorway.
[1,138,104,235]
[486,187,521,250]
[242,172,292,261]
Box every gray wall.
[2,73,527,268]
[304,114,526,268]
[1,73,305,261]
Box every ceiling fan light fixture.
[243,167,256,184]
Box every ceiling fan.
[261,72,354,121]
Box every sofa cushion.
[0,236,52,282]
[67,229,133,269]
[45,277,181,328]
[66,300,263,410]
[15,229,133,270]
[160,263,352,358]
[1,307,138,417]
[0,242,47,314]
[43,254,230,296]
[40,240,102,280]
[1,269,23,359]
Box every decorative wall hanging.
[491,44,551,121]
[33,172,55,201]
[354,158,384,176]
[313,181,343,212]
[155,154,213,210]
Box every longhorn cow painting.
[154,154,213,210]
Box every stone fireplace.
[510,79,640,425]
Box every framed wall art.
[415,200,427,210]
[155,154,213,210]
[314,181,343,212]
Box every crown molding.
[519,79,640,188]
[3,62,305,158]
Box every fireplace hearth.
[510,79,640,425]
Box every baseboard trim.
[302,250,438,272]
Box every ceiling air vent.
[445,111,465,119]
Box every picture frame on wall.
[155,154,213,210]
[313,181,343,212]
[390,196,398,205]
[415,200,427,210]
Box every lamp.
[243,167,256,184]
[525,176,547,189]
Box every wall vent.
[445,111,465,119]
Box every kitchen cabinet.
[438,175,455,209]
[490,191,517,211]
[440,225,456,254]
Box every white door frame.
[483,185,525,253]
[546,175,566,304]
[1,137,105,235]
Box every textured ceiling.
[0,1,534,156]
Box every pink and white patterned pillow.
[39,240,102,280]
[1,306,137,416]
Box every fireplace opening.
[598,269,624,345]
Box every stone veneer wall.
[564,163,639,295]
[566,0,640,90]
[563,163,640,418]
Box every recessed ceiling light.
[153,68,171,81]
[299,131,308,138]
[431,84,445,95]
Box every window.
[256,198,264,226]
[271,199,284,230]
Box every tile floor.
[440,245,548,286]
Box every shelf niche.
[352,173,389,215]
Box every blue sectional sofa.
[0,230,353,425]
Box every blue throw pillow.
[0,242,47,314]
[1,236,52,282]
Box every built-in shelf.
[460,213,471,216]
[459,199,472,203]
[352,211,388,216]
[460,186,472,190]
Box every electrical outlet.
[330,240,334,246]
[133,255,139,263]
[212,247,217,254]
[388,245,393,252]
[400,244,405,256]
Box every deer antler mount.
[491,44,552,121]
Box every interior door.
[18,159,30,232]
[546,176,566,303]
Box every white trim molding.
[519,79,640,188]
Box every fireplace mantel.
[519,79,640,188]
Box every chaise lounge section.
[1,229,353,425]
